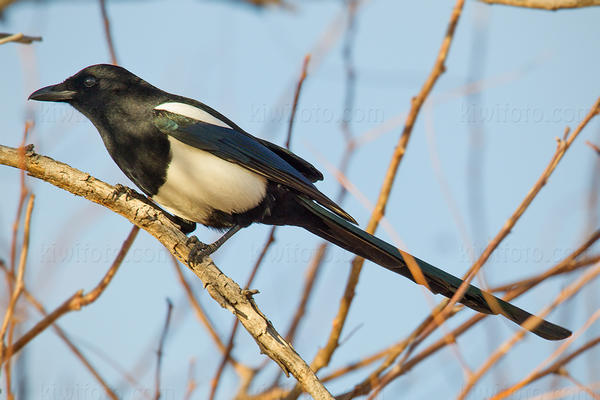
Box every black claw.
[111,183,135,201]
[186,236,201,247]
[188,238,218,265]
[186,226,241,265]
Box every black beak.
[28,83,77,102]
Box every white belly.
[153,136,268,223]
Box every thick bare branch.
[0,144,333,400]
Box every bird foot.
[186,236,218,265]
[111,184,136,201]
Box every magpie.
[29,64,571,340]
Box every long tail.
[294,197,571,341]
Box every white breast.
[152,101,267,223]
[153,137,267,223]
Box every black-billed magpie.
[29,64,570,340]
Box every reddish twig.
[586,140,600,156]
[1,193,34,400]
[0,145,333,399]
[184,358,198,400]
[340,225,600,398]
[307,0,466,382]
[286,54,311,148]
[211,53,312,400]
[560,371,600,400]
[478,0,600,10]
[99,0,118,65]
[8,123,32,286]
[154,299,174,400]
[284,243,327,344]
[491,307,600,399]
[6,225,139,360]
[493,229,600,293]
[1,261,121,399]
[458,261,600,400]
[418,97,600,351]
[1,195,34,364]
[209,319,240,400]
[171,256,228,354]
[284,5,358,348]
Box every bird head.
[28,64,161,125]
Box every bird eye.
[83,76,97,88]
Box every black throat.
[72,88,172,197]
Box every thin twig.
[171,256,228,354]
[9,123,32,287]
[461,13,500,382]
[491,307,600,399]
[5,322,15,400]
[257,11,361,395]
[214,226,277,396]
[1,264,120,399]
[586,140,600,156]
[340,0,358,142]
[493,229,600,293]
[336,307,443,399]
[208,224,273,396]
[284,243,327,344]
[422,97,600,347]
[0,144,332,399]
[212,52,316,400]
[260,1,366,138]
[343,225,600,398]
[284,2,467,398]
[561,371,600,400]
[478,0,600,10]
[283,5,358,349]
[6,225,139,359]
[1,194,34,400]
[305,0,466,387]
[209,320,240,400]
[154,299,174,400]
[458,261,600,400]
[0,195,34,365]
[517,343,600,400]
[0,33,41,45]
[286,54,311,148]
[524,382,600,400]
[172,257,255,396]
[184,358,198,400]
[43,314,120,400]
[99,0,118,65]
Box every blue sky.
[2,1,600,399]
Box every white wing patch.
[154,102,232,128]
[153,137,267,223]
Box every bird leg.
[187,225,243,264]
